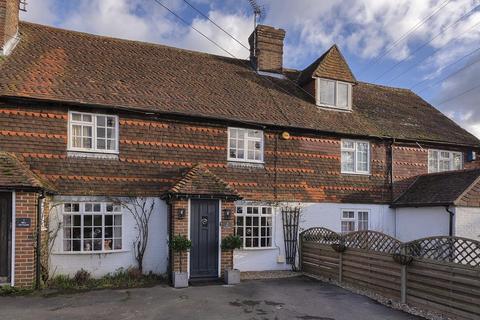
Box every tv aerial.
[248,0,266,28]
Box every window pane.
[72,113,82,121]
[320,79,335,105]
[453,153,463,170]
[337,83,349,108]
[341,151,355,172]
[342,140,354,149]
[429,150,438,173]
[356,143,368,172]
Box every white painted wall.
[49,196,168,278]
[395,206,450,242]
[233,202,394,272]
[455,207,480,241]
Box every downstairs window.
[62,202,122,252]
[341,210,369,233]
[235,205,273,249]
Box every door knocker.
[201,216,208,227]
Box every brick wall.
[220,201,235,272]
[14,191,38,288]
[0,102,474,205]
[170,199,188,273]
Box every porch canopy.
[163,164,241,201]
[0,152,54,192]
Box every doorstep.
[188,277,224,286]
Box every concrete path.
[0,276,421,320]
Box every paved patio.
[0,276,421,320]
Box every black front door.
[190,199,219,278]
[0,192,12,282]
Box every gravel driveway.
[0,276,421,320]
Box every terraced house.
[1,0,480,288]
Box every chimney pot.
[249,24,286,74]
[0,0,20,56]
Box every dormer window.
[316,78,352,110]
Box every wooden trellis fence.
[300,227,480,320]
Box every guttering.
[35,190,46,289]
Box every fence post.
[298,232,303,271]
[400,265,407,304]
[338,252,343,283]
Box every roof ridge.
[19,21,248,64]
[416,168,480,178]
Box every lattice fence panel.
[301,227,341,244]
[344,231,402,254]
[404,236,480,267]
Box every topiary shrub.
[221,235,242,251]
[169,235,192,273]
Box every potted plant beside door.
[221,235,242,285]
[170,235,192,288]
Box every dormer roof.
[298,45,357,85]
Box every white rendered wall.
[49,196,168,278]
[455,207,480,241]
[233,202,394,272]
[395,207,450,242]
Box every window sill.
[52,249,129,255]
[237,247,277,251]
[67,151,119,160]
[341,171,371,176]
[227,161,264,169]
[316,104,352,112]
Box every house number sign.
[16,218,31,228]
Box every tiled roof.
[0,152,54,190]
[297,45,357,85]
[392,169,480,207]
[166,164,240,199]
[0,22,478,146]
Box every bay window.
[235,205,273,248]
[228,127,264,163]
[69,111,119,153]
[341,140,370,174]
[62,202,122,252]
[428,150,463,173]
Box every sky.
[20,0,480,139]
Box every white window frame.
[316,78,352,110]
[428,149,463,173]
[341,209,369,233]
[68,111,119,154]
[61,202,123,254]
[341,139,371,175]
[235,205,274,249]
[227,127,264,163]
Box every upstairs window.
[228,128,264,163]
[428,150,463,173]
[317,78,352,110]
[68,111,119,153]
[341,140,370,174]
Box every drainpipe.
[445,205,455,237]
[36,190,45,289]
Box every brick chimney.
[248,25,286,74]
[0,0,19,56]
